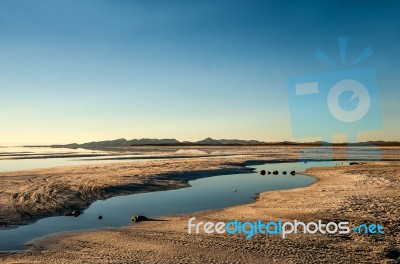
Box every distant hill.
[218,139,263,145]
[196,137,223,145]
[193,138,264,145]
[50,138,400,148]
[127,138,180,145]
[81,138,128,147]
[53,138,180,148]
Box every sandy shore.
[0,147,399,263]
[0,145,330,225]
[0,156,263,225]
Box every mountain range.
[50,138,400,147]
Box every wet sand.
[0,145,323,225]
[0,146,399,263]
[0,156,258,225]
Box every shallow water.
[0,147,109,172]
[0,147,171,172]
[0,160,344,251]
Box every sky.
[0,0,399,145]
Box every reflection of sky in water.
[0,156,147,172]
[0,161,344,251]
[0,146,99,154]
[0,147,113,172]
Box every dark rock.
[290,171,296,175]
[65,210,83,217]
[273,170,278,175]
[282,171,287,175]
[267,171,271,174]
[131,215,149,222]
[72,210,82,217]
[98,215,103,220]
[260,170,266,175]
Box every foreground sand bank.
[0,164,399,262]
[0,147,399,263]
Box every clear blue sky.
[0,0,399,145]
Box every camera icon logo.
[287,37,381,139]
[327,79,370,123]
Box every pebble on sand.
[131,215,149,222]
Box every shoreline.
[0,158,319,233]
[0,158,256,226]
[0,160,398,262]
[0,146,399,263]
[0,156,393,227]
[0,156,366,227]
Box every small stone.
[131,215,149,222]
